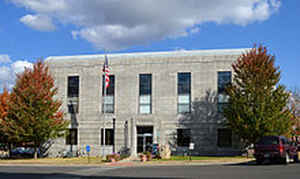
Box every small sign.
[86,145,91,153]
[189,143,194,150]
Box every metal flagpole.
[102,53,107,157]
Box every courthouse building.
[45,48,248,157]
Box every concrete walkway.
[0,157,254,167]
[104,157,254,167]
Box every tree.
[224,45,293,147]
[4,61,69,159]
[289,87,300,135]
[0,88,10,146]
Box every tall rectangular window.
[68,76,79,97]
[102,75,115,113]
[66,128,78,145]
[177,129,191,147]
[217,128,232,148]
[217,71,231,112]
[67,76,79,113]
[139,74,152,114]
[101,128,114,145]
[178,72,191,113]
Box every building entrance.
[137,126,153,153]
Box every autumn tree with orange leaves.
[3,61,69,159]
[289,87,300,136]
[224,45,293,147]
[0,88,10,146]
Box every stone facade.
[45,49,248,157]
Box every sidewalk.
[104,157,254,167]
[0,157,254,167]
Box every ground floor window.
[101,128,114,145]
[177,128,191,147]
[217,128,232,147]
[66,128,78,145]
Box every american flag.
[103,55,110,89]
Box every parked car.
[11,147,40,158]
[254,136,299,164]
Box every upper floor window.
[218,71,231,94]
[217,71,231,112]
[67,76,79,113]
[67,76,79,98]
[178,72,191,113]
[139,74,152,114]
[102,75,115,113]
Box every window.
[67,98,79,113]
[101,128,114,145]
[280,137,288,145]
[67,76,79,113]
[139,74,152,114]
[178,73,191,113]
[68,76,79,98]
[177,129,191,147]
[217,128,232,148]
[102,75,115,113]
[217,71,231,112]
[257,136,279,145]
[66,129,78,145]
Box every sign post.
[86,145,91,163]
[189,143,194,161]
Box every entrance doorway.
[137,126,153,153]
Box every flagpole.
[103,53,107,157]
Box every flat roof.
[46,48,250,63]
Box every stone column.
[130,117,137,157]
[153,124,157,144]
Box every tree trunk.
[34,145,38,159]
[8,143,12,158]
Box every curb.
[0,159,254,168]
[106,159,254,167]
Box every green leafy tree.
[224,45,293,147]
[4,61,69,159]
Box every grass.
[0,155,253,165]
[0,156,104,165]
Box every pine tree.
[224,45,293,147]
[5,61,69,159]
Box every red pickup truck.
[254,136,299,164]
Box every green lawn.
[0,155,253,165]
[0,156,104,165]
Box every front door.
[137,126,153,153]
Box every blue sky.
[0,0,299,89]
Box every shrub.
[106,153,120,162]
[144,151,152,161]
